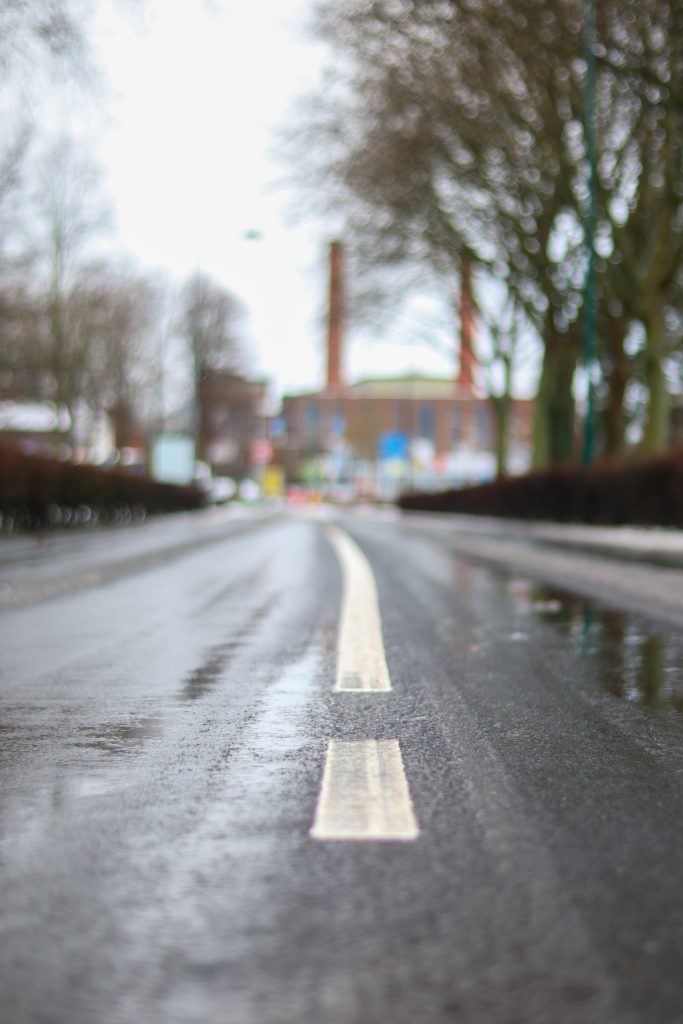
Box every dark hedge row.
[0,442,205,530]
[398,450,683,527]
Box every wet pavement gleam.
[505,577,683,716]
[2,507,683,1023]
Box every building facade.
[198,371,268,479]
[277,242,534,498]
[280,376,533,497]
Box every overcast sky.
[86,0,455,398]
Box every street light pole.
[582,0,598,465]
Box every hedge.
[398,449,683,528]
[0,441,206,530]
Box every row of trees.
[292,0,683,471]
[0,139,245,452]
[0,0,245,457]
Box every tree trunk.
[548,342,577,463]
[532,331,578,467]
[532,351,550,469]
[490,393,510,478]
[602,316,629,459]
[642,305,670,454]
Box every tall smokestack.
[326,240,344,392]
[457,256,476,393]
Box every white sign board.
[151,434,195,485]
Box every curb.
[400,511,683,571]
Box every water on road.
[2,506,683,1024]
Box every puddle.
[179,592,277,701]
[180,641,240,700]
[68,715,160,776]
[72,719,157,755]
[506,576,683,716]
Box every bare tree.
[0,279,44,397]
[69,265,161,447]
[596,0,683,452]
[176,270,246,454]
[0,0,88,75]
[288,0,683,463]
[0,0,95,281]
[287,0,588,465]
[28,135,110,428]
[178,271,245,387]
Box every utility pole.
[582,0,598,465]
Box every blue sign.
[378,431,409,461]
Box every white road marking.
[310,740,419,841]
[324,525,391,692]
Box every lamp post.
[582,0,598,465]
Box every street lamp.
[582,0,598,465]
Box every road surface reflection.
[507,576,683,715]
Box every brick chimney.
[326,240,344,392]
[457,256,476,394]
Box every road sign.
[378,431,409,461]
[250,439,273,465]
[262,465,285,498]
[150,434,195,485]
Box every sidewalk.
[401,511,683,571]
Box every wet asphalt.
[2,506,683,1024]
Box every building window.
[305,402,320,440]
[476,405,492,448]
[508,404,517,440]
[327,412,346,438]
[418,404,435,441]
[451,408,462,446]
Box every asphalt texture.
[2,505,683,1024]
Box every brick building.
[198,371,268,479]
[278,243,534,496]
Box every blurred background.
[1,0,682,516]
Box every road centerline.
[310,740,419,841]
[324,525,391,692]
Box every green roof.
[283,373,477,401]
[349,375,459,398]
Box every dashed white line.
[324,525,391,692]
[310,740,419,841]
[315,525,418,842]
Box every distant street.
[2,506,683,1024]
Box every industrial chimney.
[457,256,476,394]
[326,240,344,392]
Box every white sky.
[86,0,455,399]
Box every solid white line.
[310,740,419,841]
[324,525,391,692]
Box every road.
[2,505,683,1024]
